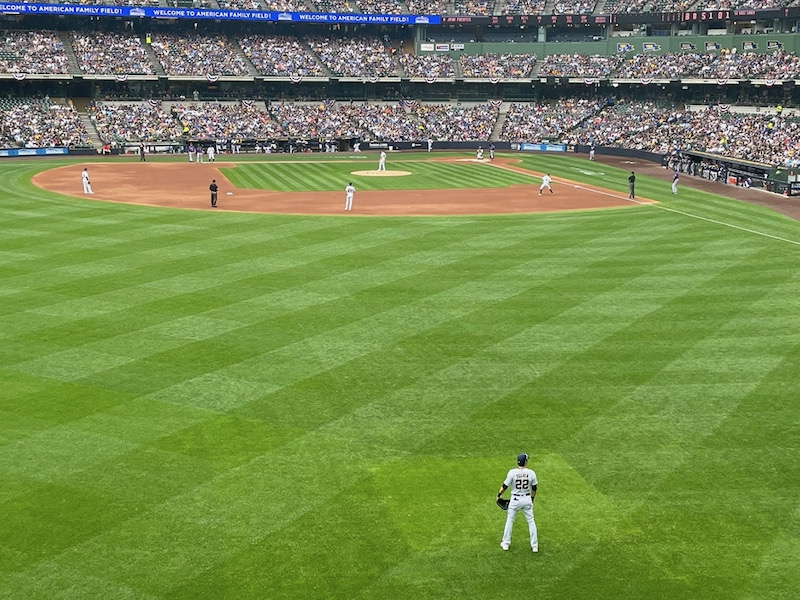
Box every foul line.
[573,184,800,247]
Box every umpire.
[209,179,218,207]
[628,171,636,199]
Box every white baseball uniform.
[589,145,596,160]
[476,147,484,160]
[501,466,538,550]
[672,171,679,194]
[207,146,215,162]
[378,151,386,171]
[345,184,355,211]
[539,174,553,195]
[81,169,93,194]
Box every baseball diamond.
[2,3,800,600]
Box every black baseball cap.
[517,453,528,466]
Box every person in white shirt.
[378,150,386,171]
[207,145,215,162]
[497,453,538,552]
[427,138,433,152]
[344,182,355,211]
[476,146,484,160]
[81,167,94,194]
[539,173,554,196]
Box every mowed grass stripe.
[221,161,536,192]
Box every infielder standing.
[207,145,215,163]
[344,181,355,211]
[497,453,538,552]
[81,167,94,194]
[539,173,554,195]
[589,143,596,161]
[489,143,495,160]
[628,171,636,199]
[476,146,484,160]
[378,150,386,171]
[672,170,679,194]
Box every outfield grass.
[1,153,798,599]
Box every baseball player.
[628,171,636,199]
[139,142,146,162]
[196,146,204,163]
[672,170,679,194]
[378,150,386,171]
[476,146,484,160]
[81,167,94,194]
[539,173,554,195]
[489,143,495,160]
[497,453,538,552]
[344,182,355,211]
[188,143,195,162]
[209,179,218,207]
[589,143,596,161]
[207,145,215,163]
[427,138,433,152]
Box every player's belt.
[512,494,530,498]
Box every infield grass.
[221,158,537,191]
[1,153,799,600]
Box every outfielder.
[539,173,554,195]
[81,167,94,194]
[497,453,538,552]
[378,150,386,171]
[344,182,355,211]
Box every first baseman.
[81,167,94,194]
[344,182,355,211]
[497,453,538,552]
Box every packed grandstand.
[2,2,800,174]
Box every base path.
[32,158,651,217]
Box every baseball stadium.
[1,2,800,598]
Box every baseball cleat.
[500,543,509,551]
[532,546,538,553]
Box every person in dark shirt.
[628,171,636,199]
[209,179,218,207]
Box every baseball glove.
[496,497,510,511]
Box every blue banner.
[517,143,566,153]
[0,147,69,158]
[0,3,440,24]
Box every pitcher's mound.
[351,170,412,177]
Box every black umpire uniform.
[209,180,218,207]
[628,171,636,199]
[139,142,146,162]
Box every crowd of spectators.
[399,53,455,78]
[552,0,597,14]
[269,102,362,138]
[405,0,447,13]
[410,103,500,141]
[460,53,538,78]
[0,99,90,148]
[88,102,183,142]
[307,36,397,77]
[567,99,800,166]
[538,53,623,77]
[501,0,547,14]
[601,0,650,14]
[239,35,324,77]
[150,34,250,77]
[452,0,496,15]
[354,0,404,13]
[502,98,605,142]
[173,101,283,139]
[216,0,265,9]
[0,31,70,74]
[337,102,422,140]
[71,32,155,75]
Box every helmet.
[517,453,528,466]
